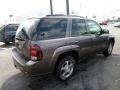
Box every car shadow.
[1,54,108,90]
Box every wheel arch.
[53,50,79,73]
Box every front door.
[86,20,106,52]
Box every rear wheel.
[56,55,76,81]
[103,41,113,57]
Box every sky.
[0,0,120,24]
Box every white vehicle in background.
[113,22,120,27]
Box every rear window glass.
[16,19,39,40]
[36,18,67,40]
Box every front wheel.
[103,41,113,57]
[56,55,76,81]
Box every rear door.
[69,18,93,57]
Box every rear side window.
[71,19,87,37]
[36,18,67,40]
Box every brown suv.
[12,15,115,80]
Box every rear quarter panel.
[31,37,72,73]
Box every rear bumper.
[12,48,51,76]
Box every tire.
[103,41,113,57]
[56,55,76,81]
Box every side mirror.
[101,29,109,34]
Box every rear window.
[36,18,67,40]
[16,19,39,40]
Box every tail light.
[30,44,43,61]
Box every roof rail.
[46,14,86,18]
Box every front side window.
[37,18,67,40]
[86,20,101,34]
[72,19,87,37]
